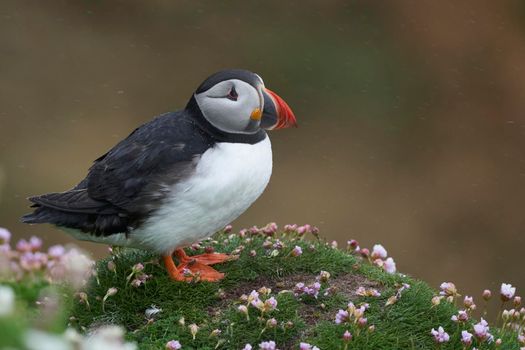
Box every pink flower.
[165,340,181,350]
[0,228,11,244]
[430,326,450,344]
[299,343,319,350]
[463,296,475,309]
[356,287,381,297]
[258,340,276,350]
[439,282,457,297]
[461,330,473,346]
[264,297,278,311]
[383,257,396,274]
[16,239,32,253]
[473,318,491,342]
[371,244,387,260]
[500,283,516,302]
[482,289,492,301]
[29,236,42,251]
[343,330,352,342]
[291,246,302,257]
[223,225,233,233]
[451,310,469,323]
[335,309,349,324]
[243,345,253,350]
[359,248,370,258]
[48,245,65,259]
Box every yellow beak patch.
[250,108,262,121]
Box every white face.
[194,79,264,134]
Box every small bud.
[284,321,294,329]
[178,317,185,327]
[107,260,116,273]
[249,250,257,257]
[210,329,221,337]
[343,330,352,342]
[266,318,277,328]
[431,296,442,306]
[368,325,375,332]
[482,289,492,301]
[514,296,522,307]
[189,323,199,340]
[318,271,330,283]
[224,225,232,233]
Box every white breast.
[127,135,273,254]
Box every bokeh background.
[1,1,524,301]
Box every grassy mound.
[66,228,520,349]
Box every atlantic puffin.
[22,69,297,282]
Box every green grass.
[66,231,521,349]
[1,229,521,349]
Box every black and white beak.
[260,88,297,130]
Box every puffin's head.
[192,69,297,134]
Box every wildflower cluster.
[346,240,397,274]
[0,228,94,288]
[238,287,278,320]
[126,262,152,288]
[430,282,525,348]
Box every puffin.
[22,69,297,282]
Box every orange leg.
[162,250,228,282]
[173,248,236,266]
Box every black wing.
[22,111,214,235]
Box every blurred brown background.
[1,1,524,300]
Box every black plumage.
[22,70,267,237]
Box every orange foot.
[162,249,235,282]
[173,248,237,266]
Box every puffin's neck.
[185,95,267,145]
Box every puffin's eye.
[227,86,238,101]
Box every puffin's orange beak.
[261,88,297,130]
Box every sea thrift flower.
[463,296,475,309]
[102,287,118,312]
[431,296,442,306]
[16,239,32,252]
[335,309,349,324]
[266,318,277,328]
[189,323,199,340]
[461,330,473,346]
[501,283,516,302]
[439,282,458,299]
[513,296,522,307]
[482,289,492,301]
[318,270,330,282]
[371,244,387,260]
[263,297,278,312]
[356,287,381,297]
[290,246,302,257]
[166,340,182,350]
[430,326,450,344]
[258,340,276,350]
[29,236,42,251]
[451,310,469,323]
[0,228,10,244]
[299,343,319,350]
[107,260,117,273]
[330,240,338,249]
[473,318,491,342]
[238,305,249,320]
[343,330,352,342]
[243,345,253,350]
[223,224,232,233]
[383,257,396,274]
[359,248,370,259]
